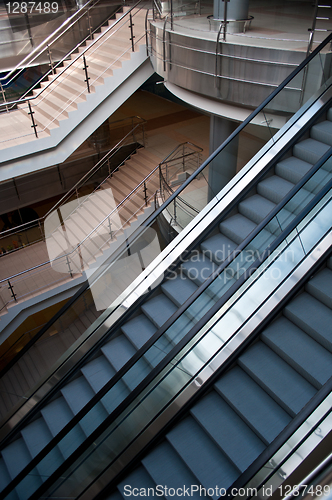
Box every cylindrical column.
[213,0,249,33]
[208,115,239,202]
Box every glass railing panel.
[37,186,332,500]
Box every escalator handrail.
[20,176,332,500]
[2,158,332,500]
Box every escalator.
[0,32,332,500]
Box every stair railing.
[0,0,150,147]
[0,116,146,253]
[0,140,202,316]
[0,0,123,105]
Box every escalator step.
[190,391,265,472]
[239,194,276,224]
[214,366,291,445]
[238,342,316,417]
[142,441,203,500]
[219,214,256,244]
[180,254,217,286]
[161,274,198,307]
[305,268,332,309]
[284,292,332,352]
[21,418,63,480]
[117,466,159,499]
[275,156,313,184]
[310,120,332,147]
[41,397,86,459]
[200,232,237,266]
[293,138,330,165]
[257,176,294,204]
[167,416,239,496]
[141,294,178,328]
[261,317,332,389]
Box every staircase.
[0,5,152,170]
[109,256,332,499]
[47,147,161,275]
[0,100,332,499]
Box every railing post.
[7,280,17,302]
[83,55,91,93]
[173,198,177,223]
[66,255,73,278]
[222,0,228,41]
[47,44,55,75]
[129,12,135,52]
[0,82,8,112]
[182,144,185,171]
[27,100,38,138]
[38,220,44,241]
[87,5,92,40]
[108,217,113,239]
[143,181,148,206]
[170,0,174,30]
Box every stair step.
[117,466,158,499]
[293,138,330,165]
[142,441,203,499]
[81,355,129,414]
[310,120,332,146]
[238,342,316,417]
[161,274,198,308]
[0,458,18,498]
[200,232,237,266]
[215,366,291,445]
[41,397,85,459]
[61,377,108,437]
[101,336,151,390]
[141,294,178,328]
[275,156,313,184]
[305,267,332,309]
[167,416,239,494]
[284,292,332,352]
[261,316,332,389]
[257,175,294,204]
[239,194,276,224]
[190,391,265,472]
[180,253,217,286]
[21,418,63,479]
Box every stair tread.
[214,366,292,445]
[141,294,178,328]
[306,267,332,309]
[284,292,332,352]
[190,391,265,472]
[293,138,330,165]
[167,416,239,494]
[257,175,294,204]
[200,232,237,266]
[180,253,217,286]
[238,342,316,417]
[161,274,198,307]
[262,316,332,389]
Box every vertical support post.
[38,220,44,241]
[108,217,113,239]
[173,199,177,223]
[170,0,173,30]
[107,157,111,176]
[182,144,185,171]
[222,0,228,41]
[83,55,90,93]
[8,280,17,302]
[0,82,8,112]
[87,6,92,39]
[129,12,135,52]
[143,181,148,206]
[47,45,55,75]
[27,100,38,138]
[66,255,73,278]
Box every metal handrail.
[0,0,103,88]
[0,0,146,114]
[0,116,146,242]
[0,141,200,289]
